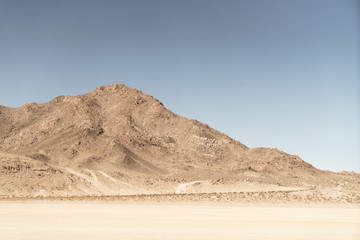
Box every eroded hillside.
[0,84,359,201]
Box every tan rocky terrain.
[0,84,359,202]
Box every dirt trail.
[85,169,99,182]
[65,168,114,195]
[97,171,148,193]
[176,181,208,194]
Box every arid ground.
[1,84,359,201]
[1,84,359,239]
[0,202,359,240]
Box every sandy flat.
[0,202,359,240]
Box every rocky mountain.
[0,84,359,201]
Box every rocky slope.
[0,84,359,201]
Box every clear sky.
[0,0,359,172]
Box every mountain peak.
[0,84,358,199]
[93,83,128,93]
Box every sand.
[0,202,359,240]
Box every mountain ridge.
[0,84,359,202]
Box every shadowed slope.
[0,84,358,198]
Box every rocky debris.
[0,84,359,200]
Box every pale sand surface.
[0,202,359,240]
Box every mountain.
[0,84,359,202]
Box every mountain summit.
[0,84,358,201]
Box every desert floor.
[0,202,359,240]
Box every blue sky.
[0,0,359,172]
